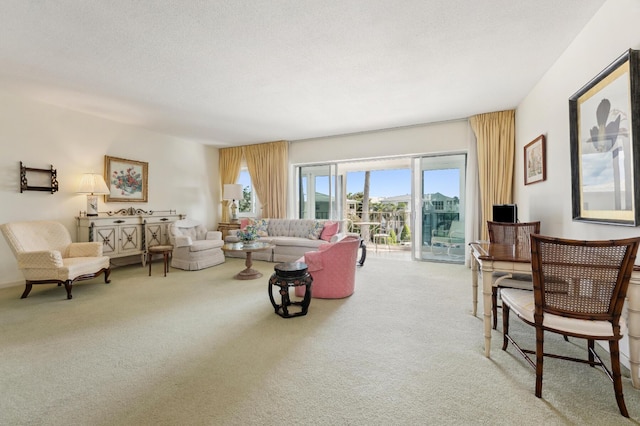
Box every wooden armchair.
[501,234,640,417]
[487,220,540,329]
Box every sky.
[240,167,461,200]
[346,168,460,198]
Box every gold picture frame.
[524,134,546,185]
[569,49,640,225]
[104,156,148,202]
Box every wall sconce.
[223,183,243,222]
[77,173,110,216]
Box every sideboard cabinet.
[76,209,184,265]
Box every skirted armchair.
[0,220,111,299]
[294,235,360,299]
[168,219,225,270]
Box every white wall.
[289,120,471,165]
[0,92,219,286]
[515,0,640,241]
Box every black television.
[493,204,518,223]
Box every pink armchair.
[295,235,360,299]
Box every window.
[237,169,256,216]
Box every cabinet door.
[145,223,164,247]
[94,226,118,256]
[118,224,142,254]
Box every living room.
[4,1,639,283]
[2,0,640,423]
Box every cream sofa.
[225,219,348,263]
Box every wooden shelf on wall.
[20,161,58,194]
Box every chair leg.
[609,340,629,417]
[588,339,595,365]
[502,302,510,350]
[492,287,498,329]
[535,326,544,398]
[21,282,33,299]
[64,280,73,300]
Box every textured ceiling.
[0,1,606,146]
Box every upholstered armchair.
[0,220,111,299]
[294,235,360,299]
[168,219,225,270]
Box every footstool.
[268,262,313,318]
[147,245,173,277]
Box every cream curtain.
[243,141,288,218]
[218,146,243,223]
[469,110,515,240]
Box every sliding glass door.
[412,154,466,263]
[297,164,343,220]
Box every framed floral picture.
[104,156,148,202]
[524,134,546,185]
[569,48,640,225]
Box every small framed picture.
[104,156,148,202]
[524,134,546,185]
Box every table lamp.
[223,183,243,221]
[78,173,110,216]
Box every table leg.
[471,248,478,316]
[163,252,169,276]
[482,269,493,358]
[235,251,263,280]
[628,276,640,388]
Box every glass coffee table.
[221,241,274,280]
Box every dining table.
[469,240,640,389]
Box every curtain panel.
[243,141,288,219]
[469,110,515,240]
[218,146,243,223]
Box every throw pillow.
[320,221,339,241]
[307,221,324,240]
[254,219,269,237]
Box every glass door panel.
[297,164,342,220]
[413,154,466,263]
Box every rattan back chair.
[501,234,640,417]
[487,221,540,329]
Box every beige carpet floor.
[0,255,638,425]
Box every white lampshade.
[223,184,243,201]
[77,173,110,195]
[78,173,110,217]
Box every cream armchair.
[168,219,225,270]
[0,220,111,300]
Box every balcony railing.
[346,211,410,244]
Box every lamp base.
[230,200,238,221]
[86,195,99,217]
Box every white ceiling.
[0,1,606,147]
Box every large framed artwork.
[104,156,148,202]
[524,134,546,185]
[569,49,640,225]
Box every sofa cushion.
[267,219,289,237]
[269,236,325,248]
[320,221,339,241]
[307,221,324,239]
[189,239,224,252]
[254,219,269,236]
